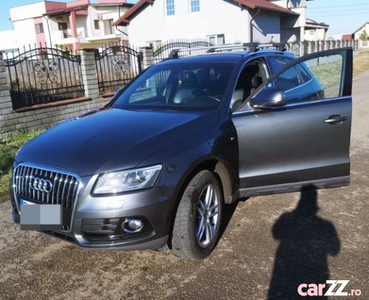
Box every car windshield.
[111,61,237,111]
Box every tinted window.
[267,57,293,74]
[112,62,236,111]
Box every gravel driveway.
[0,71,368,300]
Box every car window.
[112,62,237,111]
[231,59,267,111]
[264,53,345,103]
[267,57,293,73]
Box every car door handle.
[324,115,348,125]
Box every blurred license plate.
[20,199,62,227]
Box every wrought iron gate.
[4,46,85,111]
[94,45,142,95]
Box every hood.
[16,108,218,176]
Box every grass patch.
[0,129,44,203]
[353,49,369,76]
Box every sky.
[0,0,367,35]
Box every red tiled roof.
[114,0,154,26]
[233,0,295,14]
[114,0,296,26]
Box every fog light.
[122,218,144,233]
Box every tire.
[172,170,223,260]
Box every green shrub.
[0,129,44,203]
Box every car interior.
[231,60,266,111]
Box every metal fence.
[153,39,213,63]
[94,45,142,95]
[4,45,84,111]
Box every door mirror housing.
[113,87,123,97]
[250,87,286,109]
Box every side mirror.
[250,87,286,109]
[113,87,123,98]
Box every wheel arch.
[175,157,235,207]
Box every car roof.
[157,49,297,65]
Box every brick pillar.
[79,49,99,99]
[0,53,15,138]
[139,46,154,70]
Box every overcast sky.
[0,0,367,35]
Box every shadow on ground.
[267,187,340,299]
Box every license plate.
[20,200,62,229]
[20,199,36,205]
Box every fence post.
[0,53,14,138]
[299,42,304,57]
[140,46,154,70]
[307,41,312,54]
[79,49,99,99]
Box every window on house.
[35,23,44,34]
[103,19,113,35]
[58,22,68,31]
[94,20,100,30]
[166,0,175,16]
[207,34,225,46]
[190,0,200,12]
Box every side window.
[268,53,344,103]
[231,59,267,111]
[267,57,293,74]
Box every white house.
[303,19,329,41]
[353,22,369,48]
[0,0,133,54]
[114,0,323,48]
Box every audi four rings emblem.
[29,177,53,193]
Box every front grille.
[13,164,81,209]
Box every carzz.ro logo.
[298,280,362,297]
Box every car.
[10,44,353,260]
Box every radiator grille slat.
[14,165,80,209]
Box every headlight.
[93,165,162,195]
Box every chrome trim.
[13,162,83,232]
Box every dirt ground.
[0,71,368,300]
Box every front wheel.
[172,170,223,260]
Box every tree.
[360,30,369,41]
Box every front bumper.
[11,173,172,250]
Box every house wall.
[127,0,253,46]
[0,30,19,55]
[354,23,369,40]
[252,11,281,43]
[304,28,326,41]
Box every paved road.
[0,71,368,300]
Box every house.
[303,19,329,41]
[114,0,321,48]
[2,0,133,54]
[353,22,369,48]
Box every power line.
[309,9,369,15]
[308,12,369,18]
[309,3,369,9]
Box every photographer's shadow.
[268,187,340,300]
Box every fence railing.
[152,39,213,64]
[286,40,359,57]
[4,45,85,111]
[94,44,142,95]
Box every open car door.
[232,48,353,197]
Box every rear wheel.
[172,170,223,260]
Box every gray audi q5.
[10,46,353,260]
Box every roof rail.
[168,42,286,58]
[258,43,287,51]
[206,43,260,53]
